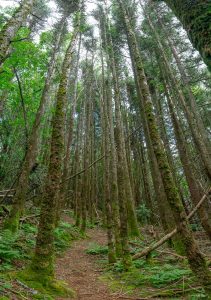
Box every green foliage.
[0,25,49,189]
[86,220,96,229]
[190,223,201,232]
[149,265,191,287]
[0,218,81,299]
[132,259,146,269]
[101,256,200,299]
[86,243,108,255]
[189,292,207,299]
[112,261,125,272]
[54,221,82,252]
[0,230,21,261]
[0,222,37,270]
[136,204,151,224]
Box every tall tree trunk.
[166,89,211,240]
[4,16,67,232]
[100,8,139,237]
[127,47,179,245]
[74,106,84,227]
[56,33,81,223]
[100,37,121,256]
[101,69,116,263]
[31,22,79,278]
[80,57,94,232]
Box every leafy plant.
[136,204,151,224]
[20,223,37,234]
[86,243,108,255]
[54,221,81,252]
[190,223,201,232]
[0,230,21,263]
[150,267,191,287]
[112,261,125,273]
[0,222,37,269]
[54,226,72,252]
[133,259,146,269]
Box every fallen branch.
[156,249,185,260]
[133,188,211,260]
[10,37,29,43]
[63,153,106,183]
[20,214,40,222]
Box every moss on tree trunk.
[31,23,79,278]
[163,0,211,71]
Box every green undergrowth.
[103,260,206,299]
[86,242,108,255]
[0,212,82,299]
[86,242,206,299]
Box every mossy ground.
[0,271,74,299]
[86,237,208,299]
[15,268,75,299]
[0,210,82,299]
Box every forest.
[0,0,211,299]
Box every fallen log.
[132,187,211,260]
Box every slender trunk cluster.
[117,0,211,293]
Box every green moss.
[15,268,75,299]
[3,211,20,233]
[172,235,186,256]
[165,0,211,71]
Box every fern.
[0,230,21,262]
[150,267,191,287]
[86,243,108,255]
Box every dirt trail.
[56,227,122,300]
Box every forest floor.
[0,212,210,299]
[55,215,210,300]
[56,226,120,300]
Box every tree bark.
[161,0,211,71]
[31,22,79,278]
